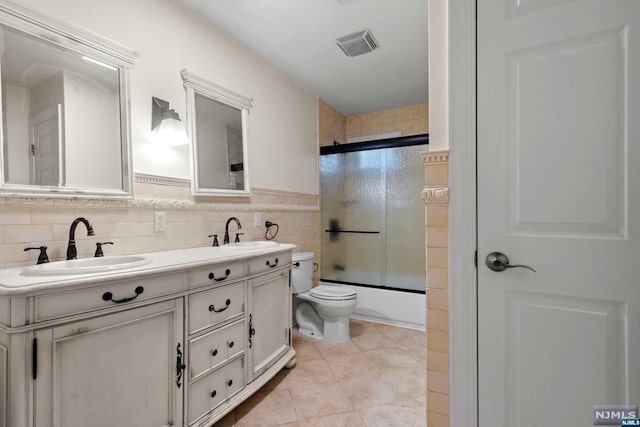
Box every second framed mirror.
[181,69,252,197]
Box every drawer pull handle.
[228,341,234,348]
[266,258,279,268]
[209,299,231,313]
[208,269,231,281]
[211,349,218,357]
[210,390,217,398]
[227,379,233,387]
[102,286,144,304]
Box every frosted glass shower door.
[320,141,427,293]
[320,150,383,286]
[384,145,426,292]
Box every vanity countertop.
[0,242,295,296]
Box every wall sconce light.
[151,96,189,146]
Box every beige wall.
[428,0,449,151]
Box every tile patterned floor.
[214,319,427,427]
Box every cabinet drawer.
[189,282,245,334]
[34,273,187,322]
[189,319,245,380]
[189,261,246,289]
[188,357,244,425]
[248,251,292,275]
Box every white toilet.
[291,252,357,343]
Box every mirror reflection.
[194,93,245,191]
[182,69,252,197]
[0,20,131,195]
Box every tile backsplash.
[0,176,321,275]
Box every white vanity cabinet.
[248,269,291,381]
[185,251,293,427]
[34,298,184,427]
[0,245,295,427]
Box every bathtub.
[319,277,426,331]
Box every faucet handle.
[94,242,114,257]
[234,232,244,243]
[24,246,49,264]
[208,234,219,247]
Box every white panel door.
[29,104,63,186]
[478,1,640,426]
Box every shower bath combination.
[319,134,428,329]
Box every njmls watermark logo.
[593,405,638,425]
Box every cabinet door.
[248,270,291,381]
[34,299,184,427]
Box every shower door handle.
[485,252,536,273]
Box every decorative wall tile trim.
[134,173,191,187]
[0,185,319,212]
[252,187,319,201]
[422,150,449,165]
[131,198,319,212]
[422,187,449,205]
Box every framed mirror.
[181,69,252,197]
[0,2,136,198]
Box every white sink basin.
[224,241,279,251]
[22,256,152,276]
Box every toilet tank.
[291,251,314,294]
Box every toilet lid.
[310,284,357,301]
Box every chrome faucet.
[66,217,95,260]
[223,217,242,244]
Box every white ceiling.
[178,0,428,116]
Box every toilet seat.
[310,284,356,301]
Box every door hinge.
[32,338,37,380]
[474,250,478,268]
[288,328,291,345]
[31,144,36,156]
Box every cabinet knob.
[227,379,233,387]
[210,390,217,398]
[211,349,218,357]
[228,341,234,348]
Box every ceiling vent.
[335,29,379,57]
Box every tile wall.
[318,100,347,146]
[319,101,429,148]
[346,103,429,141]
[422,150,450,426]
[0,175,320,281]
